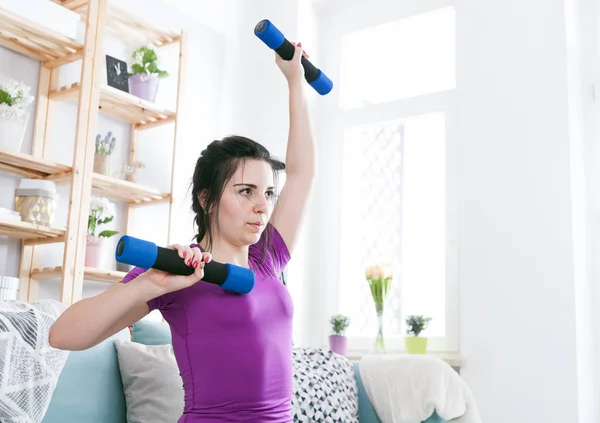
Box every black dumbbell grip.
[154,246,228,285]
[274,38,321,83]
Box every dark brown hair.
[190,135,285,264]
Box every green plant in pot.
[128,45,169,103]
[93,131,116,176]
[329,314,350,356]
[0,74,34,153]
[85,196,119,269]
[404,314,432,354]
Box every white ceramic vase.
[0,114,28,153]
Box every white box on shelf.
[0,114,28,154]
[14,179,58,226]
[2,0,85,43]
[0,207,21,222]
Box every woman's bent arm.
[49,274,160,351]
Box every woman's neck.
[199,236,250,269]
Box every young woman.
[49,42,316,422]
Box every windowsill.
[346,350,465,368]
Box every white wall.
[0,0,232,299]
[565,0,599,420]
[456,0,597,422]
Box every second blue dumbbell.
[254,19,333,96]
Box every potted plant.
[404,314,432,354]
[86,196,119,269]
[128,45,169,102]
[94,131,116,176]
[329,314,350,355]
[0,75,34,153]
[365,263,393,353]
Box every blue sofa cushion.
[43,329,130,423]
[354,362,382,423]
[132,319,171,345]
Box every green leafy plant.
[0,75,34,123]
[330,314,350,336]
[88,197,119,238]
[405,315,432,337]
[0,89,19,106]
[129,45,169,79]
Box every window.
[339,112,448,342]
[315,1,459,352]
[340,7,456,109]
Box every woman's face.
[215,159,276,246]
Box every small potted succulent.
[405,314,432,354]
[329,314,350,356]
[128,45,168,102]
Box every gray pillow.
[114,340,184,423]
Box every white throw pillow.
[114,340,184,423]
[0,299,69,423]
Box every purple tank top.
[121,224,294,422]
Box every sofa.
[40,319,446,423]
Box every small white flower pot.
[85,235,109,269]
[0,115,28,153]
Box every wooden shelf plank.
[50,83,176,128]
[92,173,171,204]
[0,6,84,67]
[0,218,65,243]
[0,149,168,204]
[51,0,180,47]
[0,148,72,179]
[31,266,127,283]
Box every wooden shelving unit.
[0,148,71,179]
[0,6,84,68]
[0,0,187,304]
[51,0,181,47]
[30,266,126,284]
[91,173,170,204]
[0,220,65,243]
[50,83,177,129]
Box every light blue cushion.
[353,362,448,423]
[354,362,383,423]
[132,319,171,345]
[43,329,130,423]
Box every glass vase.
[374,304,386,353]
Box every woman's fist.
[275,41,308,85]
[140,244,212,294]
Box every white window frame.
[310,0,459,354]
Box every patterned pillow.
[0,299,69,422]
[292,347,359,423]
